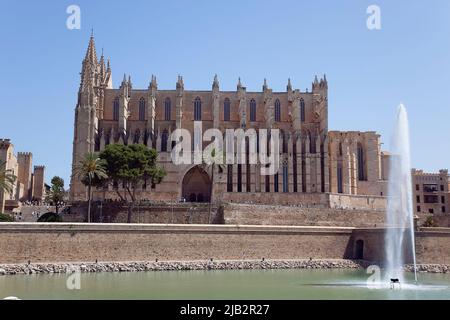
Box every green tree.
[73,153,108,223]
[45,176,66,214]
[0,161,16,214]
[37,212,62,222]
[423,216,437,228]
[99,144,166,223]
[0,213,14,222]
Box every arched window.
[282,131,288,153]
[338,142,343,157]
[194,97,202,121]
[293,141,298,192]
[310,135,317,154]
[250,99,256,122]
[223,98,231,121]
[275,99,281,122]
[283,164,288,193]
[227,164,233,192]
[357,143,367,181]
[113,97,119,121]
[300,98,305,122]
[237,164,242,192]
[139,98,146,121]
[164,97,171,121]
[337,163,343,193]
[161,130,169,152]
[274,173,279,192]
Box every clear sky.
[0,0,449,186]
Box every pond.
[1,269,449,300]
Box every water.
[385,104,417,283]
[0,269,449,300]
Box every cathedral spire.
[212,74,219,90]
[99,49,106,80]
[176,75,184,89]
[263,78,268,91]
[237,77,242,90]
[128,75,133,92]
[287,78,292,92]
[79,35,99,99]
[84,33,98,64]
[150,74,157,89]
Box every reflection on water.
[0,269,450,300]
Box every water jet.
[385,104,418,284]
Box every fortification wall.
[352,228,450,265]
[222,192,329,207]
[223,203,386,227]
[65,202,221,224]
[328,194,386,211]
[0,223,448,265]
[0,223,354,264]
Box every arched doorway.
[182,166,211,203]
[355,239,364,260]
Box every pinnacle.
[84,34,98,64]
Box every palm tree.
[73,153,108,223]
[0,161,16,213]
[201,148,225,223]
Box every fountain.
[384,104,418,284]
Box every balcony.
[423,184,438,193]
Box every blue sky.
[0,0,449,186]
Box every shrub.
[0,213,14,222]
[212,205,225,224]
[37,212,62,222]
[422,216,437,228]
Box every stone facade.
[17,152,33,201]
[70,35,390,208]
[412,168,450,215]
[0,139,19,212]
[0,139,46,213]
[32,165,45,201]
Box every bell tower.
[70,34,101,200]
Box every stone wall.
[352,228,450,265]
[224,203,386,227]
[222,192,328,206]
[432,214,450,227]
[222,192,388,211]
[65,202,221,224]
[64,201,443,228]
[329,194,386,211]
[415,229,450,264]
[0,223,448,265]
[0,223,354,264]
[65,201,386,227]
